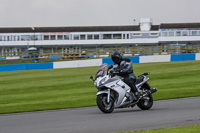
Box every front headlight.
[99,77,106,86]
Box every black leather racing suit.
[109,58,137,93]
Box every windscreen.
[95,63,108,80]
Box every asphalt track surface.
[0,97,200,133]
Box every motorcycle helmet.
[111,51,122,64]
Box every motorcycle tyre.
[137,93,153,110]
[96,94,114,113]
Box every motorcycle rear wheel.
[137,92,153,110]
[96,94,114,113]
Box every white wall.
[196,53,200,60]
[139,55,171,63]
[53,54,198,69]
[53,59,102,69]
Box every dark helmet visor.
[112,56,120,64]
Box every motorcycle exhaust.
[145,87,157,95]
[149,87,157,94]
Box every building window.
[0,36,2,41]
[35,35,42,40]
[31,35,35,40]
[103,34,112,39]
[127,34,129,39]
[44,35,49,40]
[7,36,10,41]
[182,31,188,36]
[94,34,99,39]
[176,31,181,36]
[64,35,70,40]
[21,35,32,41]
[150,33,158,36]
[191,31,198,36]
[87,34,93,40]
[161,32,168,36]
[13,35,20,41]
[73,35,79,40]
[133,33,141,36]
[5,36,12,41]
[123,34,126,39]
[3,36,6,41]
[169,31,174,36]
[3,36,8,41]
[57,35,63,40]
[113,34,121,39]
[50,35,56,40]
[80,35,86,40]
[17,36,20,41]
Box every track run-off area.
[0,60,200,132]
[0,97,200,133]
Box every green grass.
[0,61,200,114]
[120,124,200,133]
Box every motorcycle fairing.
[104,79,131,108]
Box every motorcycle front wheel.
[96,94,114,113]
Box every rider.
[109,51,139,101]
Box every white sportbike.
[90,63,157,113]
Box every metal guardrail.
[0,45,200,63]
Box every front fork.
[96,89,111,103]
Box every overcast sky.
[0,0,200,27]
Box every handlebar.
[143,72,150,75]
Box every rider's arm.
[120,60,133,74]
[108,65,113,70]
[109,64,119,77]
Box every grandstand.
[0,18,200,56]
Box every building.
[1,18,200,55]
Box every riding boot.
[123,76,138,101]
[131,84,137,93]
[130,84,140,100]
[125,92,137,102]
